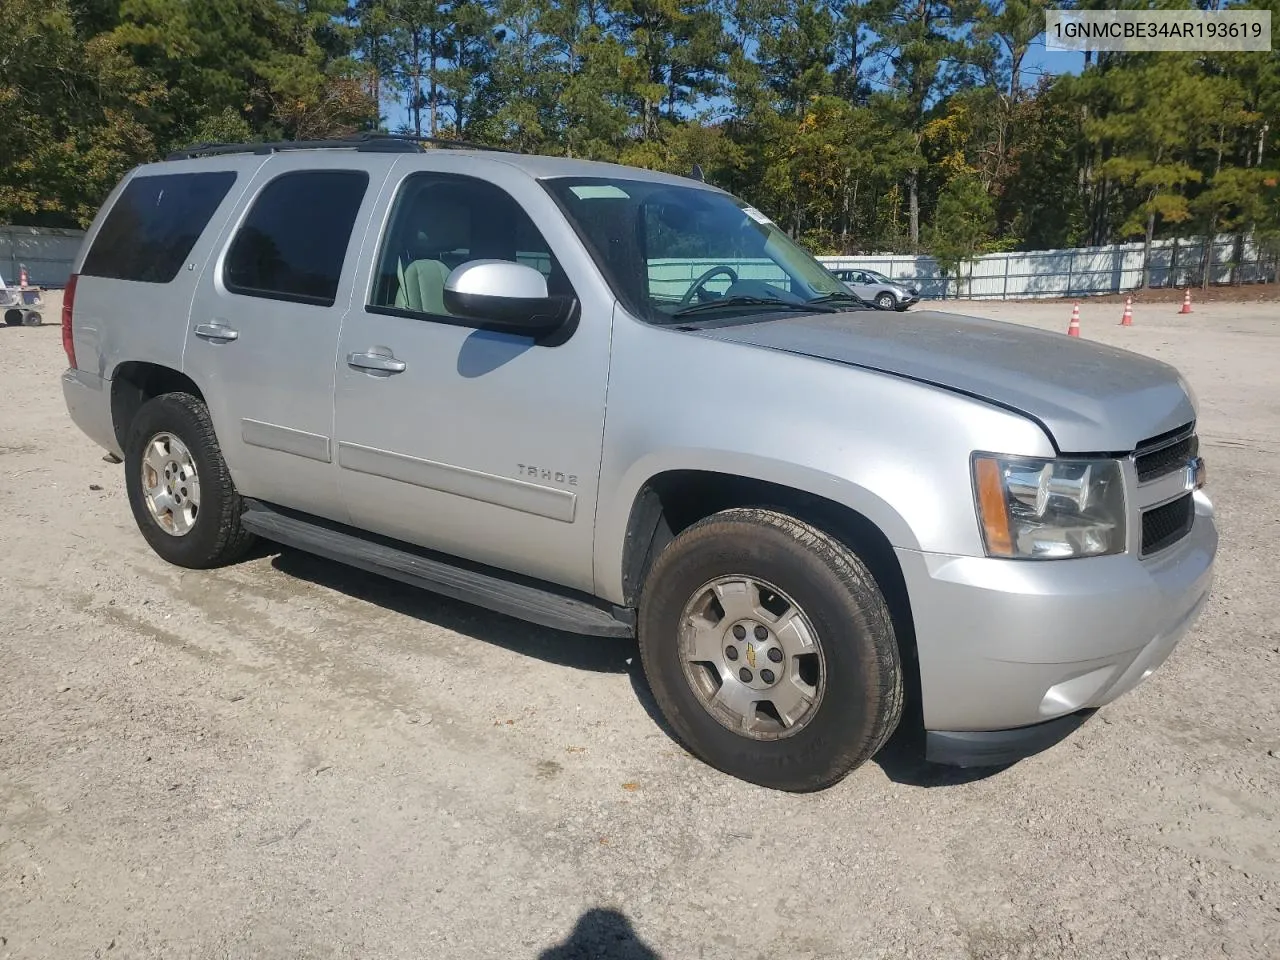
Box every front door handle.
[347,350,407,374]
[194,322,239,342]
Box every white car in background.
[829,268,920,311]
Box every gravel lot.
[2,296,1277,959]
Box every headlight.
[972,454,1126,559]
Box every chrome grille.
[1133,422,1198,556]
[1134,423,1197,482]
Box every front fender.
[592,310,1056,603]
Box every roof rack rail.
[361,133,519,154]
[165,132,516,161]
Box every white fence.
[5,221,1275,301]
[818,235,1276,300]
[650,237,1276,304]
[0,225,85,289]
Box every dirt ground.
[2,296,1277,960]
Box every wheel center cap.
[724,621,783,690]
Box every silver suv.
[828,267,920,311]
[61,135,1216,791]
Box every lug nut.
[767,647,783,663]
[725,647,739,661]
[738,668,753,683]
[760,669,775,684]
[754,625,768,640]
[732,624,746,640]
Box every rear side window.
[223,170,369,307]
[81,172,237,283]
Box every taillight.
[62,273,78,368]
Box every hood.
[696,309,1196,453]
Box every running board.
[240,500,634,638]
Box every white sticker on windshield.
[570,184,631,199]
[742,206,773,225]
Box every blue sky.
[1023,41,1087,84]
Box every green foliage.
[0,0,160,225]
[926,173,995,286]
[1,0,1277,276]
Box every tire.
[124,392,256,569]
[638,507,903,792]
[875,292,896,310]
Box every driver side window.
[369,173,572,319]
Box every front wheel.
[638,508,903,792]
[875,292,896,310]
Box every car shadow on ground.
[269,547,639,674]
[539,908,661,959]
[267,545,1007,789]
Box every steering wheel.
[680,265,740,305]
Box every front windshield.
[542,177,859,325]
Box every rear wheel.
[638,508,903,792]
[124,392,256,568]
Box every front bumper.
[62,367,121,458]
[896,492,1216,760]
[926,710,1095,767]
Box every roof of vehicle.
[480,152,716,187]
[160,133,717,190]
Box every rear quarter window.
[81,171,238,283]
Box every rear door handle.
[347,351,407,374]
[194,322,239,342]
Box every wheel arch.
[110,361,206,452]
[613,467,920,719]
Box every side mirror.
[443,260,576,336]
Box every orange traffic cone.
[1067,302,1081,337]
[1120,296,1133,326]
[18,265,28,288]
[1179,288,1192,314]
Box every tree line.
[2,0,1277,282]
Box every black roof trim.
[165,132,516,161]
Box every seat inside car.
[394,194,472,315]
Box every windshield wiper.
[807,290,874,308]
[671,295,836,319]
